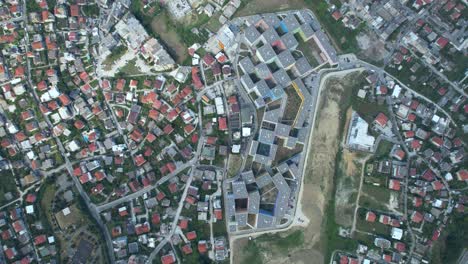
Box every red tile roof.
[70,5,79,17]
[374,113,388,127]
[182,244,193,255]
[25,194,37,203]
[457,169,468,181]
[366,211,376,222]
[411,211,423,223]
[389,180,401,191]
[198,241,208,253]
[152,213,160,225]
[179,219,188,229]
[214,209,223,220]
[34,235,47,246]
[436,37,449,49]
[186,231,197,241]
[161,254,176,264]
[218,117,228,131]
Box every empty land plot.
[118,59,143,75]
[334,148,364,227]
[227,154,243,178]
[374,140,394,158]
[151,12,189,64]
[273,139,304,165]
[55,204,85,230]
[40,184,57,230]
[0,170,18,204]
[235,230,310,264]
[360,184,391,211]
[102,45,127,70]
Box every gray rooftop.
[277,162,290,174]
[313,30,338,64]
[255,173,273,189]
[272,68,292,87]
[270,87,285,100]
[241,171,256,184]
[257,212,275,229]
[255,79,270,98]
[282,13,301,33]
[249,141,259,156]
[275,123,291,138]
[226,194,236,218]
[299,23,315,40]
[281,32,299,50]
[254,97,266,108]
[272,173,291,221]
[258,128,275,145]
[255,63,272,79]
[256,44,276,63]
[232,181,248,199]
[241,74,255,91]
[262,27,280,44]
[272,173,290,193]
[248,191,260,214]
[298,10,314,24]
[263,108,281,123]
[262,13,281,28]
[244,15,262,26]
[239,56,255,74]
[277,50,295,69]
[286,136,298,149]
[236,213,248,227]
[244,25,261,44]
[294,57,313,76]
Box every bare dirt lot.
[356,32,389,65]
[151,13,188,64]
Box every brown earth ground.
[150,13,189,64]
[233,72,365,264]
[356,33,389,65]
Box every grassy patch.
[118,59,143,75]
[205,14,223,33]
[255,230,305,253]
[0,169,18,204]
[102,45,127,68]
[297,39,320,67]
[438,214,468,264]
[374,140,394,158]
[360,184,391,212]
[242,240,264,264]
[227,155,243,178]
[82,4,100,17]
[39,183,57,228]
[323,195,359,261]
[239,230,305,263]
[440,48,468,82]
[304,0,361,53]
[283,86,303,122]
